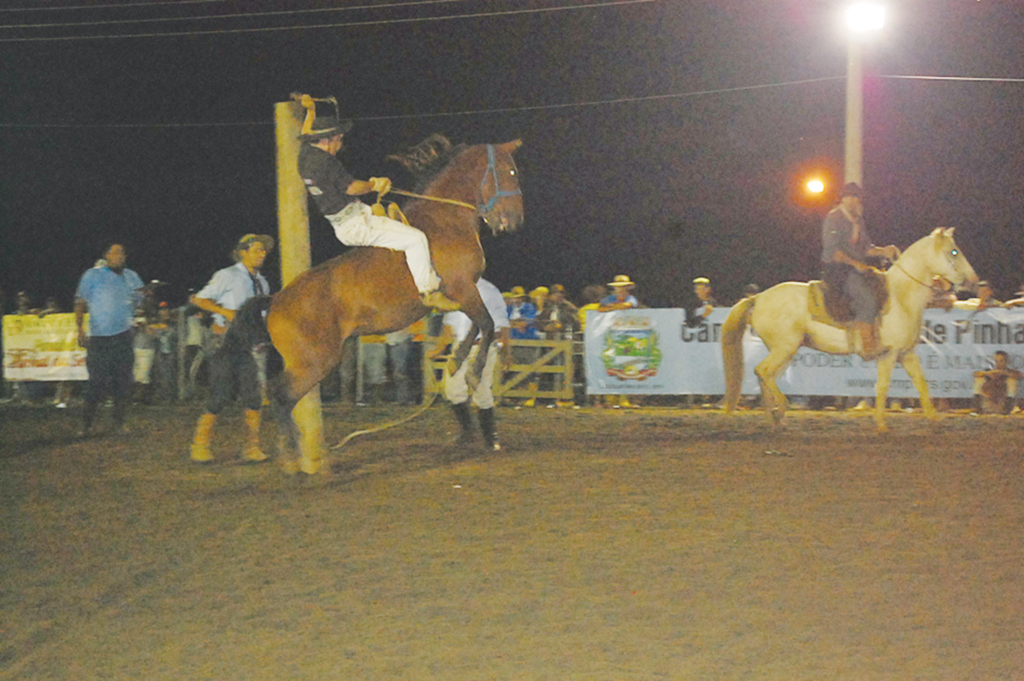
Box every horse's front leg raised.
[900,351,939,420]
[872,354,899,433]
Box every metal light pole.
[844,3,885,186]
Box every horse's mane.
[386,134,467,191]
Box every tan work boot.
[420,290,461,311]
[190,413,216,463]
[241,409,269,463]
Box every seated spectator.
[741,283,760,299]
[973,350,1022,414]
[954,280,1005,311]
[1005,285,1024,308]
[599,275,639,311]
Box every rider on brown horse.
[820,182,901,359]
[295,96,459,311]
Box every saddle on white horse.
[807,272,889,328]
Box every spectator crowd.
[4,264,1024,420]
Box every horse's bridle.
[892,244,963,291]
[477,144,522,214]
[388,144,521,216]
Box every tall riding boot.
[478,408,500,451]
[190,412,217,462]
[450,401,474,445]
[242,409,269,462]
[856,322,889,360]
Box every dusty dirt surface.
[1,401,1023,680]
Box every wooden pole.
[274,100,325,474]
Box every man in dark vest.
[821,182,900,359]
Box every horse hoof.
[299,457,323,476]
[280,459,301,476]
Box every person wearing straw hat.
[597,275,640,408]
[599,275,639,311]
[295,95,458,311]
[686,276,719,327]
[188,234,274,464]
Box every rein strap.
[387,188,476,211]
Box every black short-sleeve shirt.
[298,145,357,216]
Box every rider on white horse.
[820,182,901,359]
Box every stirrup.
[420,291,461,311]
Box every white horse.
[722,228,978,431]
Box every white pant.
[444,344,498,409]
[326,202,440,294]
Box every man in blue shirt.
[189,234,274,463]
[74,243,144,436]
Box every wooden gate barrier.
[423,338,575,402]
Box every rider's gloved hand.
[369,177,392,195]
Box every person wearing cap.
[506,285,541,406]
[506,286,539,341]
[74,243,145,436]
[686,276,719,327]
[189,234,274,464]
[536,284,580,407]
[821,182,901,359]
[295,101,458,311]
[599,275,639,311]
[537,284,580,339]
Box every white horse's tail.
[722,295,756,413]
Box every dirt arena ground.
[1,401,1022,680]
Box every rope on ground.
[330,356,447,450]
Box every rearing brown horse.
[233,135,523,473]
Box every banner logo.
[601,316,662,380]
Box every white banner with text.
[2,314,88,381]
[584,308,1024,398]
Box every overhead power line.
[0,0,656,42]
[879,74,1024,84]
[0,0,465,29]
[0,77,844,129]
[0,0,228,11]
[1,73,1018,130]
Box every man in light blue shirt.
[74,243,145,436]
[189,234,274,464]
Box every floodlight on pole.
[844,3,885,186]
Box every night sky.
[1,0,1022,313]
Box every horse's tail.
[222,295,274,353]
[722,295,756,413]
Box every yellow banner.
[2,313,88,381]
